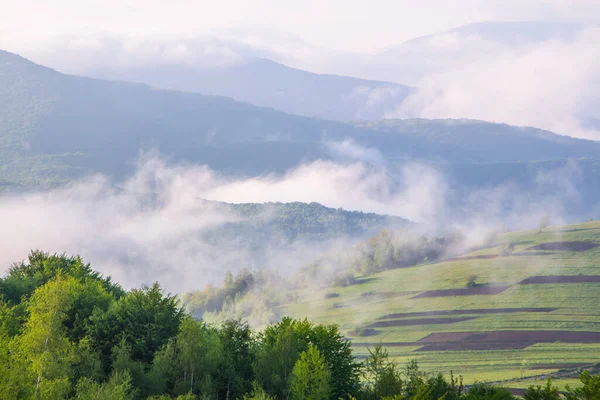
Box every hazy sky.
[2,0,599,53]
[2,0,600,139]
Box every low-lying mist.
[0,153,581,298]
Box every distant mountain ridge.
[351,21,593,84]
[2,48,600,219]
[84,57,412,122]
[382,21,585,54]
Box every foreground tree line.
[0,252,598,399]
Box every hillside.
[280,220,600,389]
[223,201,410,242]
[3,49,600,191]
[193,200,411,250]
[356,119,600,162]
[85,57,412,122]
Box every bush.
[466,275,478,289]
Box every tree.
[145,339,178,396]
[524,378,561,400]
[243,382,276,400]
[565,371,600,400]
[86,282,184,370]
[1,251,124,305]
[11,275,83,399]
[74,370,135,400]
[466,275,478,289]
[360,344,403,400]
[307,323,360,399]
[217,319,254,400]
[176,318,205,393]
[539,216,551,233]
[71,337,104,387]
[499,242,515,256]
[254,318,306,399]
[463,382,516,400]
[111,338,147,390]
[169,317,222,397]
[422,372,463,400]
[290,344,331,400]
[403,359,427,399]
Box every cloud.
[0,152,586,294]
[389,26,600,139]
[0,156,445,292]
[0,34,275,74]
[3,0,600,63]
[326,139,386,166]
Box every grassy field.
[279,221,600,389]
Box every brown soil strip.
[353,331,600,352]
[414,330,600,352]
[530,363,591,370]
[367,316,476,328]
[420,330,600,343]
[417,341,537,351]
[520,276,600,284]
[526,241,599,252]
[411,285,510,299]
[378,308,556,320]
[351,342,416,347]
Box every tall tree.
[217,319,254,400]
[12,275,83,399]
[74,370,135,400]
[565,371,600,400]
[360,344,403,400]
[290,344,331,400]
[87,282,184,370]
[308,323,360,399]
[254,318,306,399]
[1,251,123,304]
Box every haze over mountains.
[86,57,412,122]
[9,20,599,140]
[3,5,600,394]
[2,44,600,219]
[0,15,600,306]
[365,21,587,83]
[2,18,600,287]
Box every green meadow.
[280,221,600,388]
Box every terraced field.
[280,221,600,389]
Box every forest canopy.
[0,251,598,400]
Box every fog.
[0,152,580,295]
[390,25,600,139]
[7,0,598,54]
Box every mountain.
[83,57,411,122]
[2,48,600,220]
[384,21,584,53]
[355,119,600,162]
[354,21,588,84]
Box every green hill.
[277,221,600,389]
[223,201,410,242]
